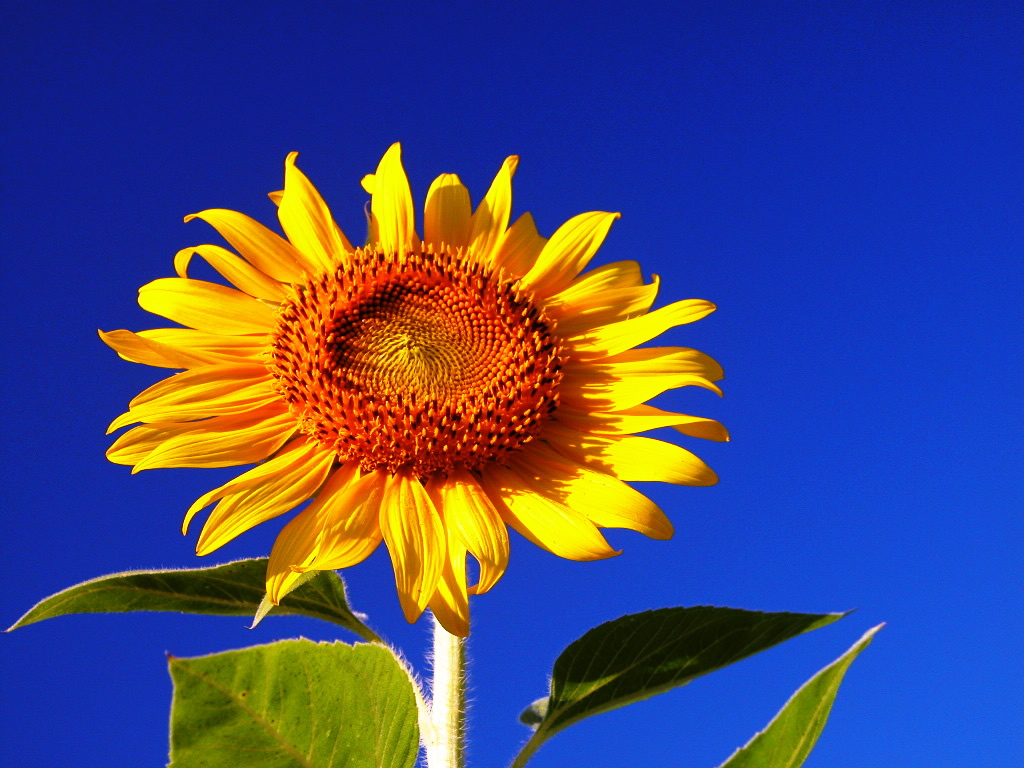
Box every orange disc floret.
[268,244,564,478]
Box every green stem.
[424,614,465,768]
[508,731,544,768]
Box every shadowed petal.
[424,173,472,251]
[544,422,718,486]
[557,404,730,442]
[379,468,446,623]
[428,530,470,638]
[427,469,509,595]
[511,444,673,540]
[173,245,287,301]
[301,468,387,571]
[567,299,717,360]
[185,208,306,282]
[492,212,546,278]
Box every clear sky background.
[2,2,1021,766]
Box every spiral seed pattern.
[269,246,563,477]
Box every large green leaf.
[169,639,420,768]
[512,606,844,767]
[6,558,380,642]
[718,624,883,768]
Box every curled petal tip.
[400,599,426,624]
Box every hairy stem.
[424,615,465,768]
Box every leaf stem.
[508,731,544,768]
[424,614,465,768]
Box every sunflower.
[103,144,727,636]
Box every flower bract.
[103,144,727,636]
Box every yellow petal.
[126,363,269,409]
[567,299,717,360]
[557,404,730,442]
[109,408,291,472]
[138,328,267,362]
[582,345,725,382]
[277,152,352,272]
[491,212,546,277]
[114,409,282,468]
[426,469,509,595]
[106,420,197,466]
[184,208,306,283]
[424,173,471,252]
[183,437,321,534]
[174,245,286,301]
[551,260,645,299]
[379,468,446,623]
[138,278,277,335]
[543,423,718,486]
[362,143,418,256]
[131,407,294,473]
[548,275,661,336]
[428,531,469,638]
[99,328,244,370]
[302,468,386,571]
[195,442,335,556]
[479,463,619,561]
[520,211,620,296]
[109,373,278,433]
[541,261,649,328]
[469,155,518,266]
[266,506,323,605]
[511,445,673,540]
[559,366,721,411]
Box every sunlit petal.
[362,142,418,256]
[278,152,352,271]
[469,155,518,265]
[138,278,277,335]
[520,211,620,296]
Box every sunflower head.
[103,144,726,636]
[267,243,563,478]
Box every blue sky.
[2,2,1021,766]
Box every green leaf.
[510,606,844,767]
[6,558,380,642]
[718,623,883,768]
[169,639,420,768]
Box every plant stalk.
[424,614,466,768]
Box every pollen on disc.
[268,245,563,477]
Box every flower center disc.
[269,246,563,477]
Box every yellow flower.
[103,144,727,636]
